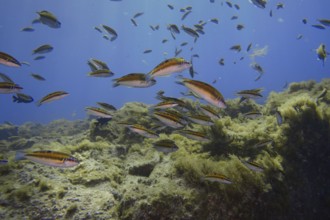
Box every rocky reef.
[0,79,329,220]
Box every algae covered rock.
[0,79,330,219]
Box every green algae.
[65,204,78,218]
[0,79,330,219]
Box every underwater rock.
[9,138,35,150]
[128,163,156,177]
[0,124,18,140]
[0,79,330,219]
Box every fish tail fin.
[12,95,18,103]
[144,73,153,82]
[15,151,26,161]
[36,101,42,107]
[112,79,119,87]
[175,80,184,86]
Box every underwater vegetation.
[0,79,330,219]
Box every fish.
[34,55,46,60]
[315,88,327,104]
[102,35,110,40]
[152,100,179,109]
[175,48,182,57]
[269,10,273,17]
[36,10,61,28]
[152,139,179,153]
[147,57,191,79]
[0,82,23,94]
[143,49,152,54]
[210,18,219,24]
[241,160,264,172]
[250,62,264,74]
[219,58,225,66]
[167,4,174,10]
[0,72,14,83]
[254,139,274,148]
[188,58,197,78]
[97,102,117,111]
[175,130,210,142]
[296,34,303,40]
[181,11,192,20]
[88,58,109,71]
[230,45,241,52]
[37,91,69,106]
[31,73,46,81]
[88,69,114,77]
[236,24,244,30]
[180,42,188,47]
[162,39,168,43]
[21,61,30,66]
[203,174,232,184]
[236,89,263,99]
[199,105,220,119]
[85,107,113,118]
[234,4,240,10]
[187,114,214,126]
[167,24,180,34]
[243,111,263,119]
[15,151,79,168]
[102,24,118,40]
[177,78,226,108]
[131,19,137,27]
[113,73,156,88]
[276,3,284,9]
[156,96,189,110]
[32,44,53,54]
[195,29,205,35]
[311,24,326,30]
[125,124,159,139]
[133,12,144,18]
[318,19,330,27]
[316,44,327,66]
[231,15,238,20]
[152,110,186,129]
[21,26,35,32]
[0,52,21,67]
[275,110,283,126]
[302,19,307,24]
[225,1,232,8]
[94,26,102,33]
[0,159,8,165]
[249,0,267,9]
[181,25,199,38]
[13,93,34,103]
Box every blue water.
[0,0,329,124]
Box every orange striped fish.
[85,107,113,118]
[152,110,186,128]
[0,51,21,67]
[203,173,232,184]
[178,78,226,108]
[0,82,23,94]
[15,150,79,168]
[147,57,191,79]
[37,91,69,106]
[112,73,156,88]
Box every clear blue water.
[0,0,329,124]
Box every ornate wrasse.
[15,150,79,168]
